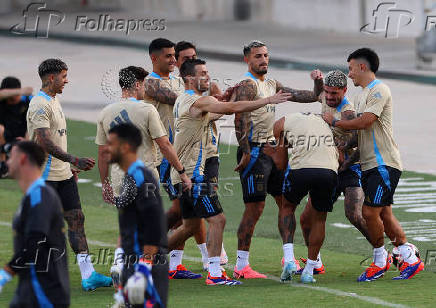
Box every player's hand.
[180,173,192,191]
[235,152,251,172]
[71,168,81,182]
[125,272,147,305]
[322,112,334,125]
[220,83,241,102]
[0,269,12,293]
[267,90,293,104]
[310,69,323,80]
[102,179,115,204]
[20,87,33,96]
[74,157,95,171]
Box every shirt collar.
[26,177,45,196]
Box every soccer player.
[95,65,191,285]
[292,70,369,275]
[27,58,112,290]
[166,41,228,271]
[0,141,69,307]
[0,77,33,177]
[232,40,323,278]
[168,58,291,285]
[322,48,424,281]
[267,113,339,283]
[105,123,168,308]
[143,38,202,278]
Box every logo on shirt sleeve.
[373,92,382,99]
[36,108,46,116]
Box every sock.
[114,247,124,266]
[208,257,222,277]
[316,252,322,268]
[373,246,386,268]
[197,243,208,265]
[169,250,184,271]
[77,253,95,280]
[283,243,294,263]
[302,259,317,276]
[398,243,418,264]
[220,243,228,259]
[236,250,249,271]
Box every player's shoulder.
[29,94,50,108]
[369,80,391,97]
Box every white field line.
[181,255,410,308]
[0,220,410,307]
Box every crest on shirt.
[373,92,382,99]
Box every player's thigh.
[282,169,310,207]
[47,177,82,211]
[238,148,271,203]
[309,169,338,212]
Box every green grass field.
[0,119,435,307]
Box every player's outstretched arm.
[275,69,323,103]
[144,79,178,106]
[35,128,95,171]
[194,90,292,115]
[154,136,192,190]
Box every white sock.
[114,247,124,266]
[77,253,95,280]
[169,250,184,271]
[398,243,418,264]
[236,250,249,271]
[373,246,386,268]
[283,243,294,263]
[208,257,222,277]
[316,252,322,268]
[302,259,317,276]
[197,243,208,264]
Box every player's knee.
[208,213,226,230]
[245,202,265,220]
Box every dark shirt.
[10,177,70,306]
[117,160,168,255]
[0,95,31,142]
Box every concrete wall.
[273,0,427,38]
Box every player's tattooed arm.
[233,80,256,154]
[337,110,358,150]
[339,150,360,173]
[275,78,323,103]
[35,128,95,171]
[144,79,177,105]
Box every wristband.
[178,167,186,175]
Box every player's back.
[283,112,338,172]
[97,99,166,171]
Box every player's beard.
[326,97,341,108]
[108,149,122,165]
[253,64,268,76]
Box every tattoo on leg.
[64,209,89,254]
[281,214,296,243]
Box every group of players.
[0,37,425,307]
